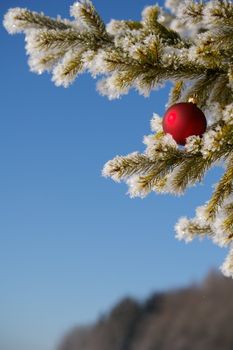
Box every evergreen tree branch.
[221,248,233,278]
[179,0,205,25]
[107,20,143,35]
[4,0,233,277]
[206,0,233,28]
[70,0,109,39]
[209,75,233,107]
[182,72,220,108]
[171,155,210,193]
[222,203,233,235]
[102,153,156,182]
[28,49,66,74]
[26,29,104,52]
[168,81,185,106]
[205,154,233,221]
[142,6,183,46]
[3,8,73,33]
[52,50,85,87]
[175,216,212,243]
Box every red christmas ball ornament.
[162,102,207,146]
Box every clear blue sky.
[0,1,226,350]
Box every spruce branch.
[102,153,155,182]
[168,81,185,106]
[205,0,233,28]
[70,0,108,38]
[209,76,233,107]
[4,0,233,278]
[221,248,233,278]
[171,155,211,193]
[107,20,143,36]
[142,5,182,46]
[3,8,73,34]
[182,72,220,108]
[205,153,233,221]
[196,27,233,66]
[52,50,85,87]
[26,29,101,52]
[222,203,233,234]
[175,216,212,243]
[28,50,67,74]
[182,0,205,24]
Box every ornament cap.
[188,97,197,104]
[188,96,197,104]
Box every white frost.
[220,248,233,278]
[175,217,194,242]
[3,8,28,34]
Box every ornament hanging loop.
[188,95,198,104]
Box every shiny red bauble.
[162,102,207,146]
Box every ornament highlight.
[162,102,207,145]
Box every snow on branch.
[3,0,233,277]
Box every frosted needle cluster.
[3,0,233,277]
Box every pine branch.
[221,248,233,278]
[126,151,186,197]
[168,81,185,106]
[28,49,66,73]
[26,29,102,52]
[4,8,73,33]
[205,154,233,221]
[175,216,212,243]
[102,153,156,182]
[52,50,85,87]
[185,1,204,24]
[4,0,233,277]
[107,20,143,36]
[142,6,183,46]
[171,155,210,193]
[196,27,233,65]
[222,203,233,235]
[206,0,233,28]
[209,75,233,107]
[182,72,219,108]
[70,0,109,39]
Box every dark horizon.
[58,270,233,350]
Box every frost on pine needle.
[4,0,233,277]
[175,206,212,243]
[84,49,111,77]
[70,1,88,20]
[203,0,233,28]
[28,49,65,74]
[204,102,223,126]
[185,135,202,154]
[3,8,26,34]
[126,175,149,198]
[52,49,85,87]
[223,103,233,124]
[150,113,163,133]
[212,212,232,248]
[201,126,224,159]
[70,0,107,37]
[228,67,233,90]
[144,133,178,160]
[4,8,72,34]
[221,248,233,278]
[175,217,196,242]
[165,0,182,15]
[97,74,131,100]
[176,0,204,25]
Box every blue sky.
[0,1,227,350]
